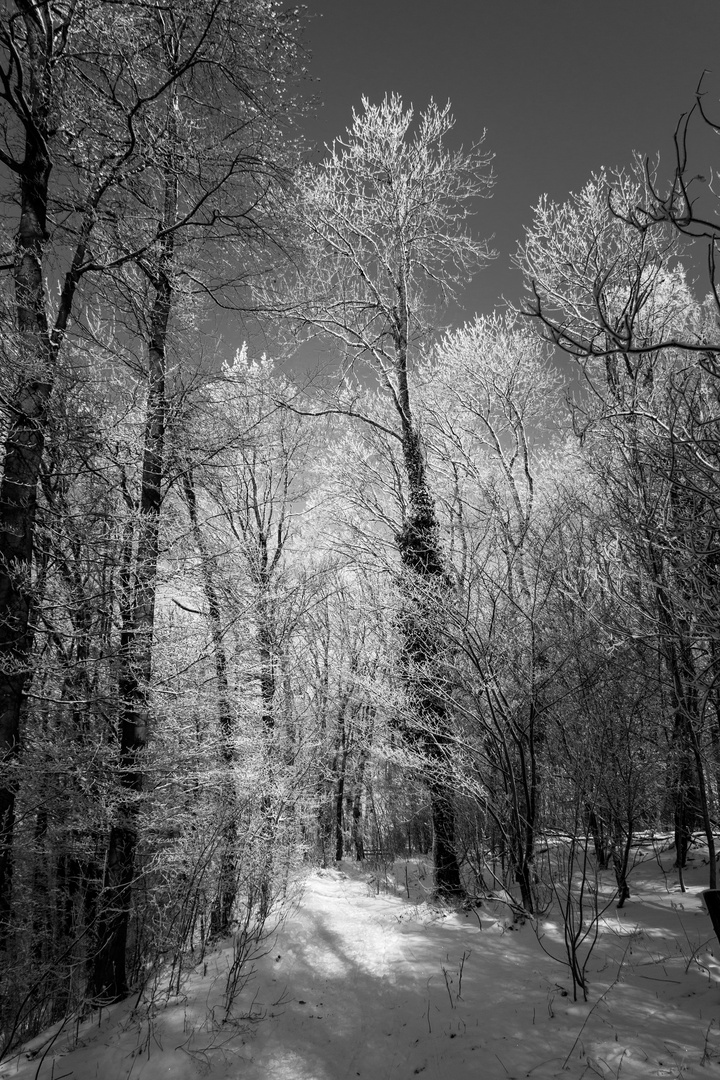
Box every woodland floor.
[3,842,720,1080]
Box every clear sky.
[298,0,720,320]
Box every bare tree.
[419,313,561,912]
[0,0,301,934]
[518,171,720,888]
[264,94,494,896]
[83,0,301,1002]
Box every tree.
[0,0,301,932]
[637,76,720,374]
[0,0,109,928]
[518,169,720,887]
[419,313,563,912]
[515,163,682,368]
[264,94,494,895]
[86,0,301,996]
[178,351,315,927]
[0,0,303,1008]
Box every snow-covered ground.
[3,844,720,1080]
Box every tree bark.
[395,426,464,899]
[89,253,171,1001]
[0,5,105,933]
[0,11,55,928]
[181,471,240,938]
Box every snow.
[3,847,720,1080]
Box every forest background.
[1,0,720,1054]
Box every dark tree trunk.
[259,614,276,734]
[87,823,137,1000]
[655,583,709,886]
[429,780,463,897]
[0,70,54,932]
[612,830,633,908]
[395,426,464,900]
[335,735,349,862]
[351,706,372,862]
[182,472,238,937]
[89,252,171,1000]
[183,472,234,744]
[586,804,610,868]
[0,8,103,937]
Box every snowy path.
[3,856,720,1080]
[242,867,492,1079]
[241,863,720,1080]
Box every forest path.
[236,858,720,1080]
[3,856,719,1080]
[241,865,505,1080]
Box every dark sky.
[298,0,720,319]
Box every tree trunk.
[351,706,373,862]
[89,255,170,1001]
[612,818,633,908]
[586,803,610,868]
[182,471,238,938]
[395,425,464,899]
[0,62,54,931]
[259,614,276,734]
[0,9,104,938]
[335,731,349,863]
[655,582,711,886]
[429,779,463,896]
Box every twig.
[494,1052,510,1075]
[701,1019,716,1066]
[441,967,455,1009]
[563,936,632,1069]
[458,951,470,999]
